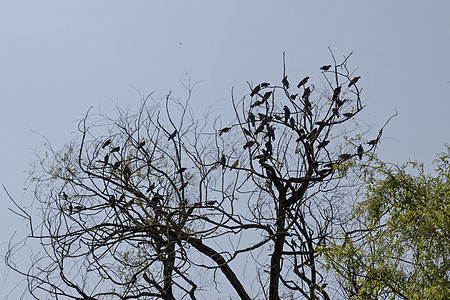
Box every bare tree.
[7,51,384,300]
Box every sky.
[1,1,449,298]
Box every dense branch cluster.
[7,53,385,300]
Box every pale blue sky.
[1,1,449,298]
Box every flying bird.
[168,129,177,141]
[243,140,256,149]
[320,65,332,71]
[332,86,342,101]
[219,126,232,136]
[282,75,290,88]
[250,84,261,97]
[357,145,364,159]
[102,139,111,148]
[348,76,361,87]
[283,105,291,123]
[297,77,309,88]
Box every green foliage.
[324,145,450,300]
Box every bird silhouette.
[219,127,232,136]
[282,75,290,88]
[302,87,311,100]
[368,139,378,146]
[108,195,116,207]
[104,154,109,164]
[289,117,296,128]
[220,154,226,169]
[260,82,270,88]
[250,84,261,97]
[343,112,354,118]
[290,94,298,100]
[230,160,239,169]
[180,181,189,190]
[339,153,352,160]
[112,161,120,170]
[317,140,330,149]
[255,123,265,135]
[262,91,272,103]
[243,140,256,149]
[251,100,263,108]
[332,86,342,101]
[168,129,177,141]
[62,192,68,200]
[357,145,364,159]
[348,76,361,87]
[297,77,309,88]
[283,106,291,123]
[176,167,187,174]
[320,65,332,71]
[248,112,256,127]
[102,139,111,148]
[111,146,120,153]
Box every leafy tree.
[7,52,384,300]
[324,147,450,299]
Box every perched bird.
[297,77,309,88]
[219,126,232,136]
[123,166,131,186]
[230,160,239,169]
[248,112,256,127]
[282,75,290,88]
[260,82,270,89]
[317,140,330,149]
[274,114,283,121]
[283,105,291,123]
[176,167,187,174]
[243,128,252,136]
[243,140,256,149]
[339,153,352,160]
[62,192,68,200]
[102,139,111,148]
[68,203,73,214]
[147,182,156,192]
[266,126,275,141]
[180,181,189,190]
[343,112,354,118]
[289,117,296,128]
[250,84,261,97]
[220,154,227,168]
[255,123,265,135]
[137,141,146,149]
[111,146,120,153]
[168,130,177,141]
[302,87,311,100]
[104,154,109,164]
[320,65,332,71]
[108,195,116,207]
[357,145,364,159]
[290,94,298,100]
[251,99,263,108]
[368,139,378,146]
[265,141,273,155]
[152,194,163,204]
[205,200,217,206]
[262,91,272,103]
[332,86,342,101]
[348,76,361,87]
[112,161,121,170]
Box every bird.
[220,154,227,168]
[260,82,270,88]
[332,86,342,101]
[317,140,330,149]
[251,100,263,108]
[262,91,272,103]
[320,65,332,71]
[282,75,290,88]
[111,146,120,153]
[302,87,311,100]
[147,183,156,192]
[112,161,121,170]
[290,94,298,100]
[250,84,261,97]
[357,145,364,159]
[219,127,232,136]
[348,76,361,87]
[102,139,111,148]
[104,154,109,164]
[108,195,116,207]
[266,126,275,141]
[297,77,309,88]
[137,141,146,149]
[176,167,187,174]
[339,153,352,160]
[265,141,273,155]
[180,182,189,190]
[248,112,256,127]
[230,160,239,169]
[255,123,265,135]
[283,106,291,123]
[62,192,68,200]
[243,140,256,149]
[289,117,296,128]
[168,129,177,141]
[68,203,73,214]
[343,112,354,118]
[368,139,378,146]
[316,121,327,127]
[152,194,163,204]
